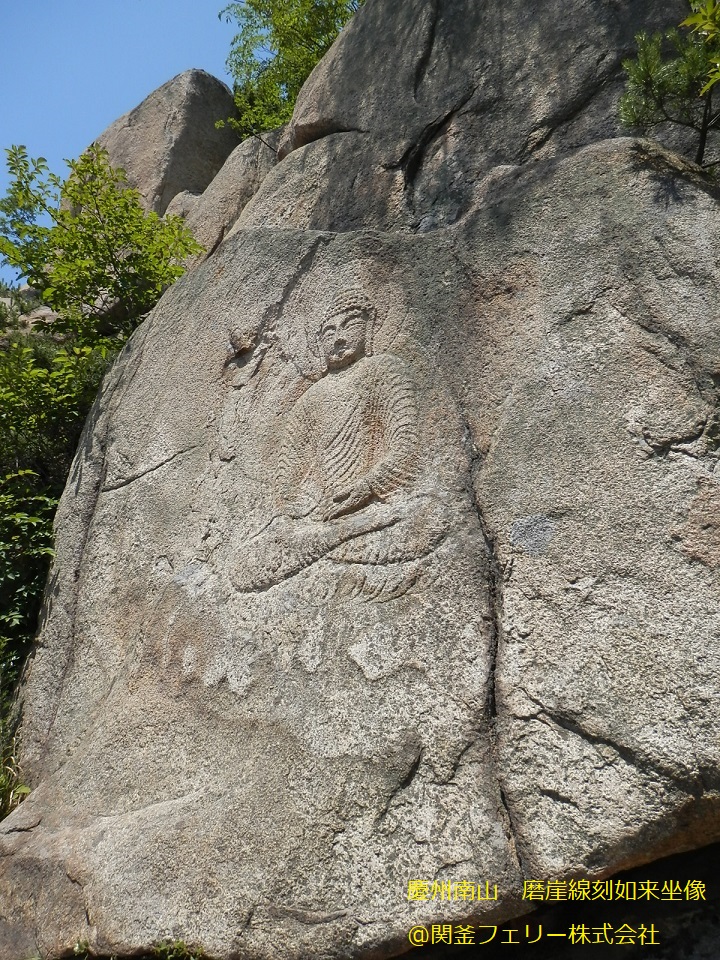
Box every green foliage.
[0,280,21,327]
[0,301,15,328]
[683,0,720,91]
[221,0,363,137]
[0,144,202,342]
[619,30,711,129]
[0,470,53,819]
[153,942,206,960]
[71,942,120,960]
[0,732,30,820]
[619,4,720,165]
[1,337,109,487]
[0,469,57,816]
[0,336,108,694]
[0,472,56,660]
[0,146,202,820]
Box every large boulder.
[167,128,284,264]
[2,1,720,959]
[2,134,720,960]
[240,0,697,232]
[96,69,240,215]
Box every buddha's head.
[319,289,376,371]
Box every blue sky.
[0,0,237,283]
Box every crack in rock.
[102,443,202,492]
[413,0,440,100]
[385,86,478,196]
[519,688,706,797]
[458,407,530,878]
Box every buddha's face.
[320,307,367,370]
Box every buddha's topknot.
[324,288,376,325]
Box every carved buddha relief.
[277,289,419,522]
[230,289,450,600]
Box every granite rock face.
[96,69,240,215]
[2,1,720,959]
[180,127,284,264]
[240,0,694,232]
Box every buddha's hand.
[284,478,323,519]
[322,479,373,521]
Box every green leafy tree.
[0,469,57,817]
[683,0,720,91]
[0,144,201,341]
[221,0,363,138]
[0,146,202,816]
[1,337,108,487]
[619,3,720,166]
[0,472,56,680]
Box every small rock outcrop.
[96,69,240,215]
[2,1,720,959]
[178,127,284,262]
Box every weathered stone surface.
[164,188,201,220]
[3,0,720,957]
[96,69,240,215]
[0,227,522,957]
[241,0,700,233]
[184,128,284,261]
[2,134,720,959]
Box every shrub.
[221,0,363,138]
